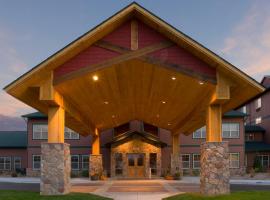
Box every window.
[193,126,206,139]
[150,153,157,175]
[181,154,190,169]
[222,123,240,138]
[256,98,262,109]
[33,124,48,140]
[81,155,89,170]
[242,106,247,114]
[193,154,200,169]
[33,155,41,170]
[257,155,269,168]
[229,153,239,168]
[64,128,79,140]
[14,157,22,169]
[245,133,255,141]
[71,155,79,170]
[255,117,262,124]
[115,153,123,175]
[0,157,11,170]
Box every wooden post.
[92,128,100,155]
[48,106,65,143]
[206,104,222,142]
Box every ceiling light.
[104,101,109,105]
[156,114,160,118]
[92,75,99,81]
[167,123,171,126]
[171,77,176,80]
[162,101,166,104]
[199,81,204,85]
[112,115,115,118]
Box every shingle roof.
[0,131,27,148]
[22,112,47,119]
[223,110,247,118]
[245,142,270,152]
[245,125,265,133]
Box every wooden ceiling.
[56,58,215,133]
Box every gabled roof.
[245,142,270,152]
[106,131,167,147]
[245,125,265,133]
[0,131,27,148]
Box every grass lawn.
[0,190,112,200]
[164,191,270,200]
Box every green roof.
[22,112,47,119]
[0,131,27,148]
[245,125,265,133]
[223,110,247,118]
[246,142,270,152]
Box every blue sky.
[0,0,269,116]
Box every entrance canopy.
[4,3,264,136]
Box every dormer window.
[242,106,247,114]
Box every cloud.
[220,1,270,81]
[0,26,34,116]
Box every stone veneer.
[111,135,161,178]
[89,154,103,179]
[200,141,230,196]
[40,143,71,195]
[171,154,183,176]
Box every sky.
[0,0,270,117]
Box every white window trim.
[81,155,89,170]
[242,106,247,114]
[258,155,269,168]
[222,123,240,138]
[255,117,262,125]
[192,154,201,169]
[0,156,11,171]
[181,154,190,169]
[193,127,206,139]
[13,156,22,169]
[71,155,80,170]
[32,123,48,140]
[32,155,41,170]
[64,128,80,140]
[256,98,262,109]
[229,153,240,169]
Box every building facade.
[0,111,246,177]
[240,76,270,172]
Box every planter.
[90,174,99,181]
[165,175,174,180]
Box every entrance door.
[127,153,145,178]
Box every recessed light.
[112,115,115,118]
[199,81,204,85]
[171,77,176,80]
[92,75,99,81]
[162,101,166,104]
[167,123,171,126]
[104,101,109,105]
[156,114,160,118]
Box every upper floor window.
[0,157,11,170]
[242,106,247,114]
[193,126,206,139]
[255,117,262,124]
[229,153,239,168]
[33,124,79,140]
[64,127,79,140]
[222,123,240,138]
[33,124,48,140]
[256,98,262,110]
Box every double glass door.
[127,153,145,178]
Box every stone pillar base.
[200,142,230,196]
[89,154,103,180]
[170,154,183,176]
[40,143,71,195]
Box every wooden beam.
[54,41,173,85]
[131,20,138,50]
[92,128,100,155]
[172,133,179,155]
[48,106,65,143]
[206,104,222,142]
[211,71,231,104]
[95,40,216,84]
[39,72,95,135]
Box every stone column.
[171,133,182,176]
[40,143,71,195]
[200,141,230,196]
